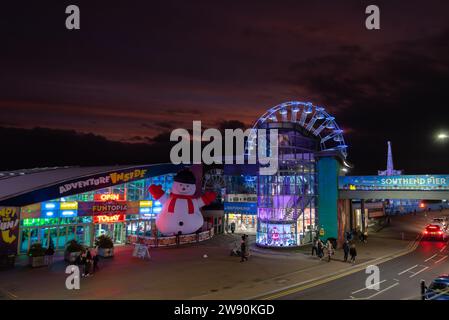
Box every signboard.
[319,228,325,236]
[339,175,449,191]
[94,194,125,201]
[132,243,151,259]
[224,202,257,215]
[0,163,185,207]
[78,201,128,216]
[0,207,20,254]
[93,214,125,224]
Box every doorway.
[95,223,125,244]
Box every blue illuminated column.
[316,154,340,241]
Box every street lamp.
[437,132,448,140]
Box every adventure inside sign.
[339,175,449,191]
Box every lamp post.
[437,132,448,140]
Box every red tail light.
[424,230,429,234]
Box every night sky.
[0,1,448,174]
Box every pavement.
[0,210,446,300]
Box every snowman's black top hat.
[174,168,196,184]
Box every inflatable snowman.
[148,169,216,235]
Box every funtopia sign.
[59,169,147,194]
[339,175,449,191]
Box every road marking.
[424,254,438,262]
[398,264,418,275]
[409,266,429,278]
[434,255,448,264]
[254,235,421,300]
[351,280,387,294]
[364,282,400,299]
[0,288,18,300]
[393,278,400,282]
[440,245,447,252]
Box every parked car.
[425,276,449,300]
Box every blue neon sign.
[339,175,449,191]
[224,202,257,215]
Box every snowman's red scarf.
[168,194,194,214]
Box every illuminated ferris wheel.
[246,101,348,158]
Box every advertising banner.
[78,201,128,216]
[0,207,20,254]
[224,202,257,215]
[0,163,185,207]
[339,175,449,191]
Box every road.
[269,213,449,300]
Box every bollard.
[421,280,426,300]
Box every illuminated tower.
[378,141,402,176]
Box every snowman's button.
[179,221,184,226]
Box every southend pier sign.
[339,175,449,191]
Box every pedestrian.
[317,239,324,260]
[343,240,350,262]
[230,222,236,234]
[349,244,357,264]
[93,254,99,273]
[79,251,87,276]
[357,229,363,242]
[240,235,248,262]
[311,238,318,256]
[326,240,334,262]
[84,250,93,277]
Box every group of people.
[311,238,334,262]
[345,229,368,243]
[312,238,357,264]
[75,249,100,277]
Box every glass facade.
[256,127,318,247]
[18,174,175,254]
[224,174,258,234]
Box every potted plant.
[64,240,84,263]
[44,246,55,265]
[0,250,16,270]
[28,243,48,268]
[95,235,114,258]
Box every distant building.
[378,141,419,214]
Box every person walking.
[343,240,350,262]
[349,243,357,264]
[363,230,368,243]
[326,240,334,262]
[311,238,318,256]
[317,239,324,260]
[93,253,99,273]
[84,250,93,277]
[240,235,248,262]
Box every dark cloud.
[0,1,449,173]
[287,26,449,174]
